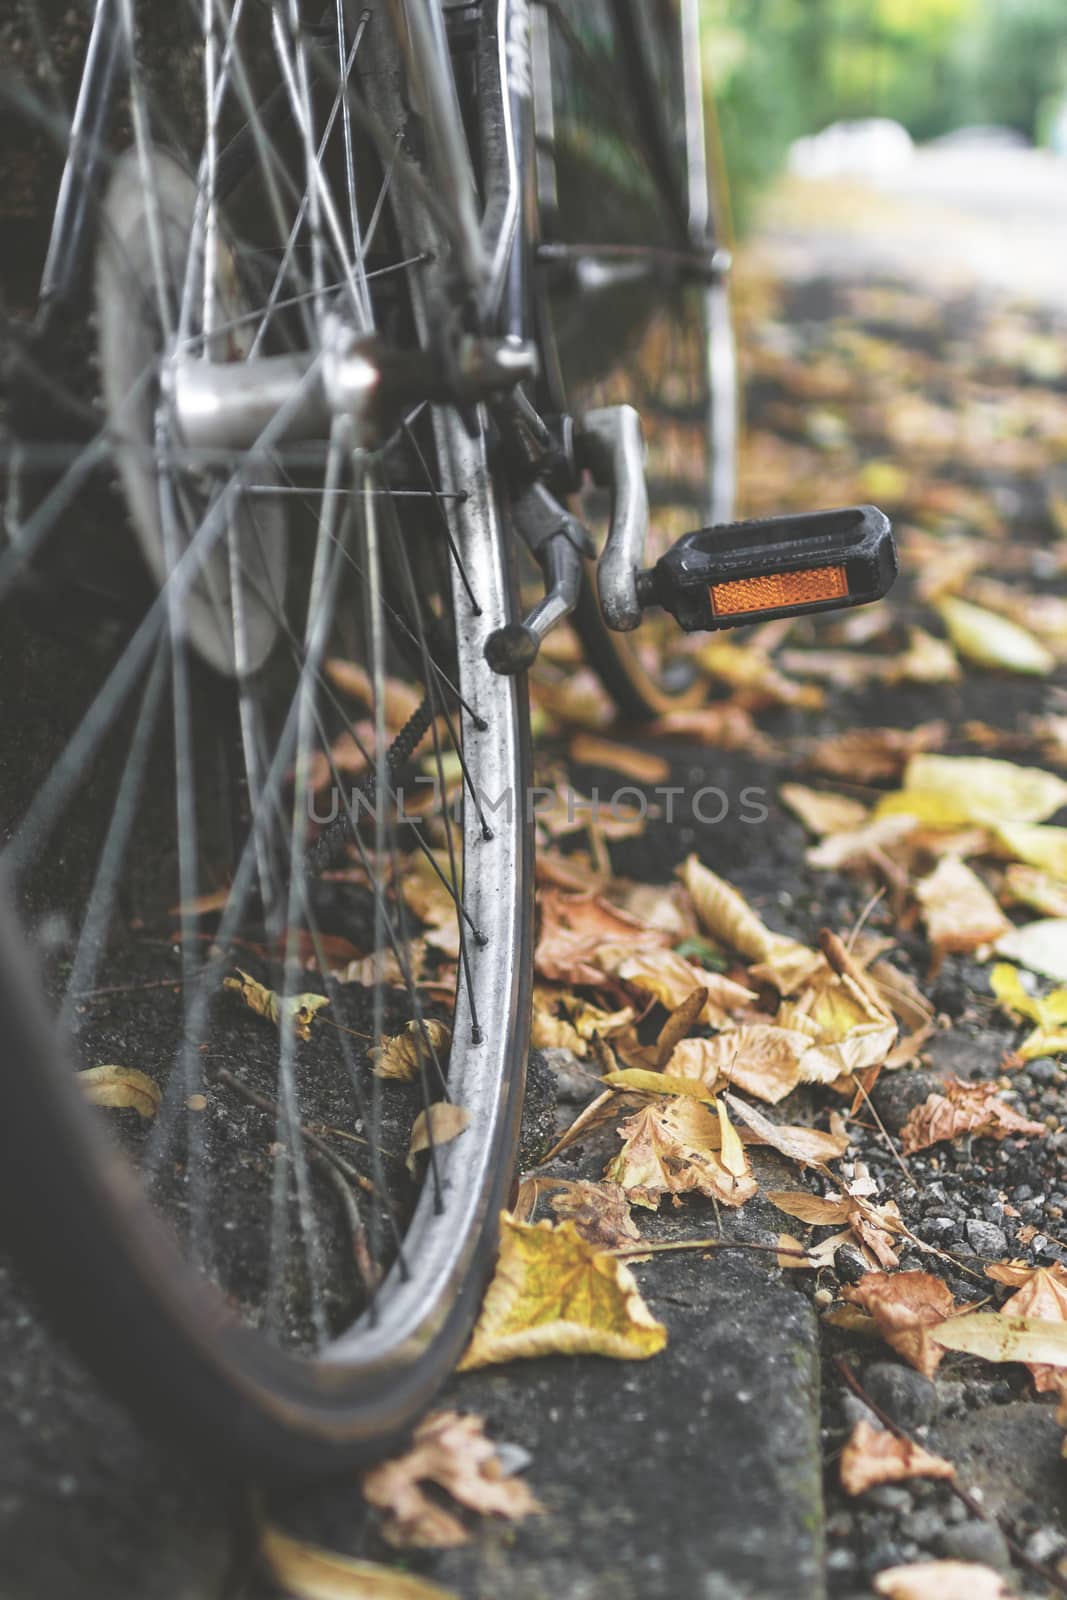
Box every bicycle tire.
[0,0,533,1475]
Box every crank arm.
[636,504,897,631]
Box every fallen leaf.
[259,1524,457,1599]
[715,1096,747,1178]
[371,1019,452,1081]
[77,1065,161,1120]
[224,968,329,1041]
[568,734,669,785]
[598,945,756,1021]
[768,1187,903,1269]
[989,962,1067,1059]
[668,1027,817,1103]
[881,754,1067,828]
[361,1410,542,1548]
[325,658,424,728]
[407,1102,470,1173]
[655,987,711,1068]
[806,723,947,783]
[546,1181,642,1252]
[840,1419,955,1496]
[874,1560,1020,1600]
[400,853,461,958]
[697,637,823,709]
[933,1313,1067,1369]
[914,856,1010,963]
[996,821,1067,882]
[780,783,869,836]
[1001,863,1067,919]
[606,1097,756,1211]
[806,814,918,873]
[993,1262,1067,1392]
[899,1076,1046,1155]
[681,856,821,994]
[535,890,670,987]
[996,917,1067,983]
[937,595,1054,676]
[843,1270,957,1376]
[458,1215,667,1369]
[601,1067,719,1102]
[724,1093,850,1166]
[649,702,767,750]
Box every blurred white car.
[788,119,915,180]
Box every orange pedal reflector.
[709,563,849,618]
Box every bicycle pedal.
[635,504,896,632]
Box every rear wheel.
[0,0,532,1472]
[532,0,738,721]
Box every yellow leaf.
[990,962,1067,1026]
[77,1065,161,1120]
[996,821,1067,882]
[458,1215,667,1369]
[407,1102,470,1174]
[224,968,329,1041]
[259,1525,457,1600]
[361,1410,542,1549]
[606,1097,755,1211]
[371,1019,452,1081]
[890,626,960,685]
[933,1313,1067,1367]
[715,1097,747,1178]
[937,595,1053,676]
[682,854,824,995]
[601,1068,719,1102]
[697,637,823,709]
[911,754,1067,824]
[840,1419,955,1497]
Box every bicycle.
[0,0,896,1475]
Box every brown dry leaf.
[668,1027,812,1103]
[724,1093,850,1167]
[535,890,670,987]
[343,941,428,989]
[843,1271,957,1376]
[600,1068,719,1102]
[399,853,461,958]
[681,857,820,993]
[407,1103,470,1174]
[606,1097,756,1211]
[260,1526,457,1599]
[698,637,824,710]
[598,944,756,1022]
[806,814,918,873]
[223,968,329,1041]
[325,658,423,728]
[361,1410,542,1549]
[568,734,669,785]
[805,723,947,783]
[458,1214,667,1369]
[780,783,869,836]
[513,1176,642,1253]
[77,1065,161,1120]
[767,1187,903,1268]
[649,702,768,751]
[840,1419,955,1496]
[899,1075,1047,1155]
[655,987,710,1068]
[371,1019,451,1081]
[874,1561,1020,1600]
[530,986,635,1058]
[914,856,1010,963]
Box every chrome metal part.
[580,403,649,632]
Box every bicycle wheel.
[0,0,532,1474]
[532,0,738,720]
